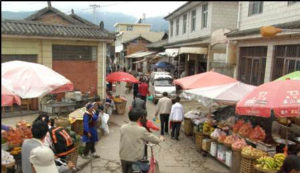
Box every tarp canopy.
[125,51,156,58]
[174,71,237,90]
[181,82,256,106]
[179,47,208,55]
[133,58,147,64]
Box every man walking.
[170,96,184,140]
[119,108,164,173]
[155,92,173,136]
[132,93,146,110]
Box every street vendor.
[82,102,101,159]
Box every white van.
[149,73,177,104]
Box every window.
[170,21,173,37]
[288,1,298,5]
[202,4,208,28]
[126,25,133,31]
[248,1,263,16]
[272,45,300,80]
[1,55,37,63]
[183,14,187,34]
[52,45,97,61]
[176,18,179,35]
[238,47,267,86]
[191,9,196,32]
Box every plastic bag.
[101,113,110,135]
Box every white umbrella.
[2,61,74,98]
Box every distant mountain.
[1,10,169,32]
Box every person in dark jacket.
[132,93,146,110]
[277,155,300,173]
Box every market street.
[78,83,229,173]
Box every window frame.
[126,25,133,31]
[176,18,179,36]
[191,9,196,32]
[288,1,298,5]
[170,20,174,37]
[183,14,187,34]
[202,3,208,28]
[248,1,264,16]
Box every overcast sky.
[1,1,187,18]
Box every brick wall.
[126,39,149,55]
[34,13,72,25]
[52,60,98,96]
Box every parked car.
[149,73,177,104]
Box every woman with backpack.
[82,102,101,159]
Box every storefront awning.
[126,51,157,58]
[179,47,207,55]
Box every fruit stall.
[1,120,82,172]
[183,107,299,173]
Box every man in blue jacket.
[82,102,101,159]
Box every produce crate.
[115,101,127,115]
[184,118,193,136]
[195,132,204,150]
[254,165,277,173]
[71,120,83,136]
[240,153,258,173]
[231,148,242,173]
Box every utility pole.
[90,4,100,24]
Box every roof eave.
[164,2,192,20]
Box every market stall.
[180,77,299,173]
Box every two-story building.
[114,23,165,71]
[1,4,114,110]
[226,1,300,86]
[164,1,239,77]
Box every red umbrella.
[106,72,139,83]
[236,79,300,118]
[174,71,237,90]
[1,61,74,98]
[2,83,21,106]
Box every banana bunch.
[203,122,215,134]
[10,147,21,155]
[256,153,286,171]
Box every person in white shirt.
[169,96,184,141]
[155,92,173,136]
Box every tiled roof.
[226,20,300,37]
[25,7,84,25]
[2,20,114,40]
[147,40,168,48]
[119,31,165,43]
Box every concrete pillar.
[97,42,106,98]
[233,46,240,79]
[207,45,213,71]
[264,44,274,83]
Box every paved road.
[78,83,230,173]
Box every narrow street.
[78,83,230,173]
